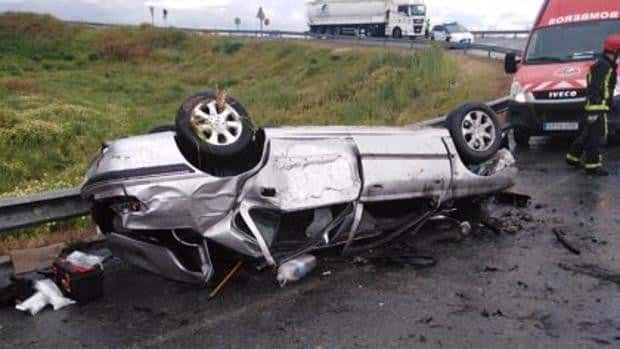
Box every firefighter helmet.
[603,34,620,52]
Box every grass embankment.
[0,13,509,253]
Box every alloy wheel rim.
[190,100,243,146]
[461,110,496,152]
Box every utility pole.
[148,5,155,26]
[163,8,168,26]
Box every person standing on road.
[566,34,619,176]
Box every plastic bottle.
[276,254,317,287]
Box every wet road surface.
[1,137,620,348]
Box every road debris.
[379,255,437,269]
[277,255,317,288]
[495,191,532,208]
[15,279,75,316]
[559,263,620,285]
[53,252,105,303]
[482,265,503,272]
[209,261,243,299]
[552,228,581,255]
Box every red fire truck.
[505,0,620,146]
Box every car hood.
[450,32,474,40]
[514,60,619,92]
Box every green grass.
[0,12,507,199]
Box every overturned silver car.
[81,91,517,284]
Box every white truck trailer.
[307,0,427,39]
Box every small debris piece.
[215,90,228,113]
[559,263,620,285]
[584,337,612,345]
[495,191,531,208]
[552,228,581,255]
[419,316,433,324]
[517,281,528,289]
[483,265,502,272]
[277,255,317,287]
[15,279,75,316]
[321,271,332,276]
[209,261,243,299]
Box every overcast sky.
[0,0,544,31]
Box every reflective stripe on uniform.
[566,153,581,162]
[603,67,612,101]
[585,66,614,112]
[585,155,603,169]
[586,104,610,111]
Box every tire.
[446,102,502,165]
[148,124,175,134]
[392,27,402,39]
[175,91,254,159]
[513,128,531,148]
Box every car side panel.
[353,133,452,202]
[242,138,362,212]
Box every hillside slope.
[0,13,510,198]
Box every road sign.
[148,5,155,25]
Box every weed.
[212,41,243,55]
[95,26,187,61]
[0,78,40,93]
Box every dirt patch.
[0,227,98,256]
[453,54,511,98]
[0,78,40,94]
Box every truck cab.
[386,2,427,38]
[505,0,620,146]
[307,0,426,39]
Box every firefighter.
[566,34,619,176]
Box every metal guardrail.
[0,188,89,232]
[472,30,530,38]
[65,20,523,57]
[0,97,511,233]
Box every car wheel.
[447,102,502,165]
[392,27,402,39]
[175,91,254,159]
[513,128,531,148]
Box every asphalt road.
[1,136,620,348]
